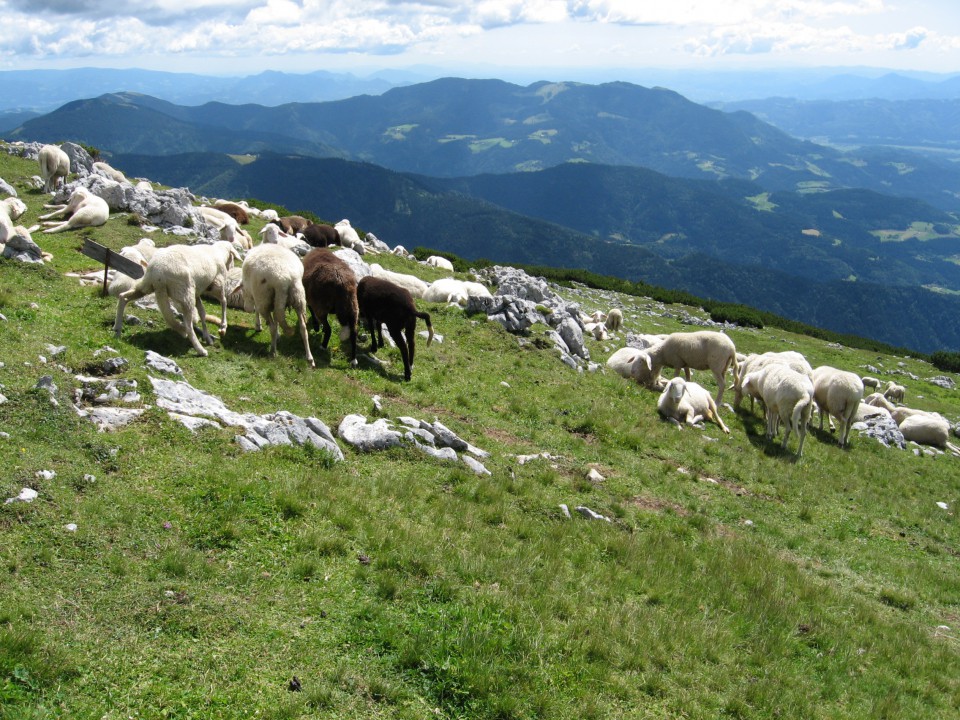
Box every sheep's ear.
[642,352,652,371]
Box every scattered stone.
[559,503,572,519]
[64,523,78,533]
[937,501,949,510]
[372,395,383,413]
[5,487,38,504]
[575,505,612,522]
[1,231,45,264]
[586,468,605,483]
[35,470,55,481]
[743,519,755,526]
[928,376,956,390]
[462,455,491,475]
[144,351,183,376]
[101,357,129,375]
[45,344,66,358]
[337,414,404,452]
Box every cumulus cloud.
[0,0,952,67]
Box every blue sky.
[2,0,959,78]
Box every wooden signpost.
[79,239,144,296]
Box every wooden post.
[102,248,112,297]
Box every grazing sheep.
[334,219,365,254]
[422,278,493,305]
[605,308,623,331]
[242,243,314,367]
[39,187,109,233]
[38,144,70,193]
[357,276,434,381]
[302,222,339,248]
[425,255,454,272]
[641,331,738,405]
[853,402,892,423]
[92,161,127,184]
[861,376,880,393]
[301,248,359,367]
[733,351,812,409]
[260,208,280,222]
[606,347,661,388]
[274,215,310,235]
[657,376,730,433]
[811,366,865,448]
[742,363,815,457]
[114,240,241,357]
[883,381,906,404]
[368,262,429,299]
[195,205,253,249]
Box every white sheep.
[0,197,28,244]
[742,363,815,457]
[733,351,812,409]
[606,347,661,388]
[260,208,280,222]
[811,366,865,448]
[38,144,70,193]
[423,277,491,305]
[334,219,365,254]
[114,240,241,357]
[583,322,608,341]
[657,376,730,433]
[368,262,429,299]
[92,161,127,184]
[107,238,157,297]
[258,223,308,253]
[860,376,880,393]
[39,187,109,233]
[194,206,252,249]
[898,413,960,455]
[630,333,668,349]
[425,255,454,272]
[883,381,906,404]
[605,308,623,331]
[241,243,314,367]
[639,330,738,405]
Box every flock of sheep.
[7,144,959,459]
[604,326,958,458]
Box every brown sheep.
[273,215,310,235]
[301,249,359,367]
[357,276,433,381]
[212,201,250,224]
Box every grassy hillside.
[1,150,959,719]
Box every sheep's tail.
[417,311,434,346]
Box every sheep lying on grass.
[425,255,454,272]
[114,240,241,357]
[368,263,429,299]
[423,277,492,305]
[273,215,310,235]
[357,276,433,381]
[242,243,314,367]
[39,187,109,233]
[742,363,814,457]
[0,197,30,244]
[606,347,661,388]
[899,413,960,455]
[657,376,730,433]
[334,219,365,254]
[302,223,339,248]
[811,366,864,448]
[301,248,359,367]
[38,144,70,193]
[92,161,127,184]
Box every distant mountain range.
[9,81,960,213]
[6,75,960,352]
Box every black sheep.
[301,249,359,367]
[301,222,339,248]
[357,276,433,381]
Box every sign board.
[80,238,145,296]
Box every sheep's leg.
[182,298,209,357]
[268,316,280,357]
[713,371,725,405]
[404,316,417,368]
[191,294,214,346]
[319,316,332,348]
[114,284,151,337]
[296,310,315,368]
[386,322,412,381]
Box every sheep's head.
[666,376,687,399]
